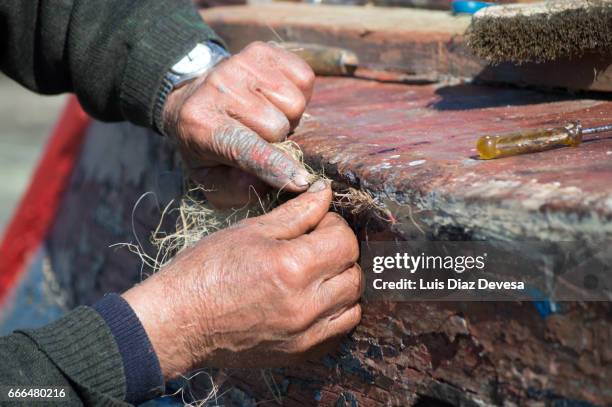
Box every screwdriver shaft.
[582,124,612,135]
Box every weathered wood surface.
[203,4,478,81]
[45,79,611,406]
[202,4,612,91]
[476,53,612,94]
[222,302,611,406]
[293,78,612,242]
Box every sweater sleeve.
[0,306,130,406]
[0,0,222,129]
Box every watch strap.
[153,76,174,136]
[153,41,230,136]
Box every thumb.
[260,179,332,240]
[210,122,312,192]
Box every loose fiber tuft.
[138,141,391,272]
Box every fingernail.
[308,179,327,193]
[292,169,313,188]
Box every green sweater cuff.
[18,307,126,401]
[120,5,223,129]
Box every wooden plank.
[224,302,611,406]
[476,53,612,93]
[202,4,480,80]
[292,78,612,241]
[202,3,612,91]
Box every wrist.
[92,294,164,403]
[122,275,214,380]
[154,41,229,136]
[160,74,205,140]
[121,286,179,380]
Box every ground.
[0,74,65,230]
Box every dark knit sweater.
[1,298,158,406]
[0,0,221,128]
[0,0,223,405]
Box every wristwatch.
[154,41,230,135]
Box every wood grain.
[203,3,612,91]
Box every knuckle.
[276,251,308,288]
[263,108,291,140]
[290,336,311,353]
[206,70,224,88]
[334,218,357,239]
[205,70,233,97]
[246,73,267,94]
[349,266,365,299]
[329,221,359,260]
[285,301,311,332]
[349,304,362,326]
[274,49,314,91]
[285,94,307,121]
[276,116,292,136]
[294,64,315,91]
[231,216,259,231]
[271,200,307,222]
[324,211,347,226]
[347,233,360,263]
[180,100,201,125]
[245,41,268,54]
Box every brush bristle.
[466,0,612,64]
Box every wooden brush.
[466,0,612,64]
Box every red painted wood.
[0,97,90,308]
[293,78,612,227]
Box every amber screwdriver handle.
[476,122,583,160]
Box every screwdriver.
[477,122,612,160]
[278,42,359,76]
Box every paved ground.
[0,74,66,232]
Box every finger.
[314,265,363,316]
[209,121,312,191]
[241,42,315,102]
[208,64,292,142]
[191,166,270,209]
[289,212,359,279]
[258,179,332,240]
[241,69,307,128]
[264,43,316,103]
[315,210,352,231]
[225,89,291,143]
[294,304,362,352]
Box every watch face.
[172,43,213,75]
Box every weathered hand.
[163,41,315,208]
[122,181,362,379]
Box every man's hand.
[122,181,362,379]
[163,41,316,208]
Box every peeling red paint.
[292,78,612,228]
